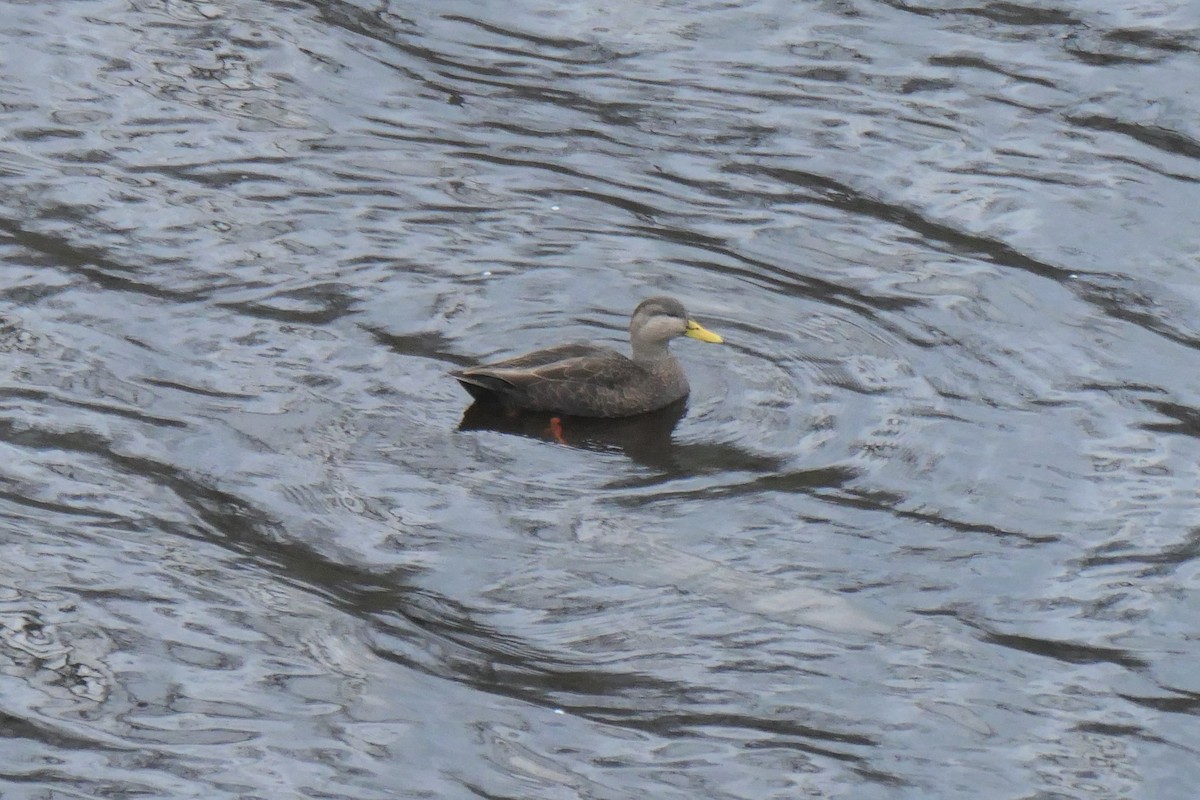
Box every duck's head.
[629,296,723,359]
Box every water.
[2,0,1199,797]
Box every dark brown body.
[452,343,690,418]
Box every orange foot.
[545,416,567,444]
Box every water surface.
[2,0,1199,797]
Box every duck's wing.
[466,343,612,371]
[497,349,634,389]
[453,347,649,415]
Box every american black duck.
[451,296,723,417]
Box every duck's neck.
[631,338,673,363]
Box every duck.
[451,296,723,418]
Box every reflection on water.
[2,0,1200,797]
[458,397,689,461]
[458,397,799,479]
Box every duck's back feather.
[452,343,688,417]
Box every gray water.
[2,0,1199,797]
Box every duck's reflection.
[459,398,688,467]
[457,399,807,481]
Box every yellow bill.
[685,319,723,343]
